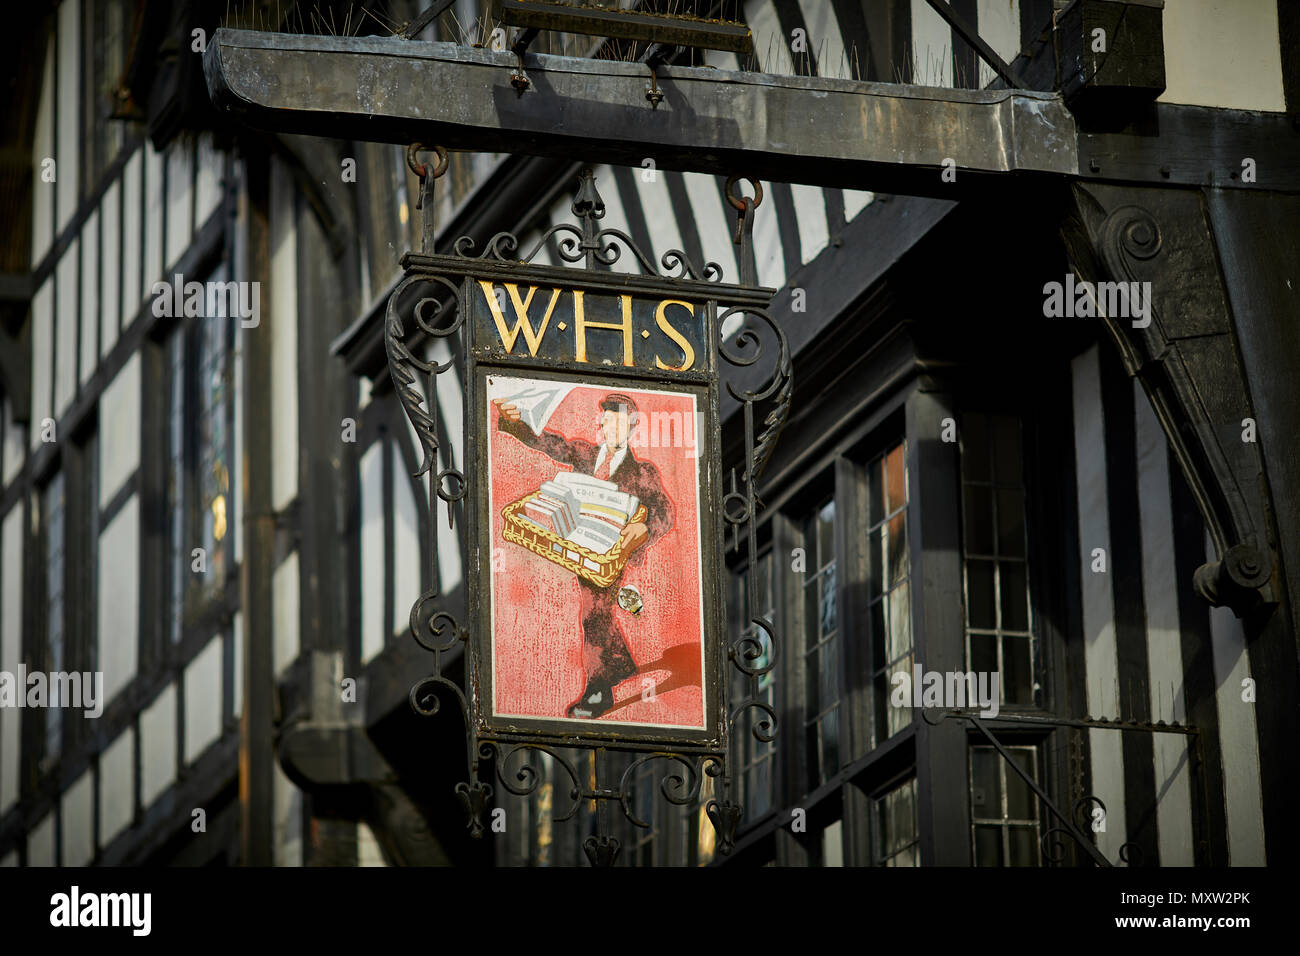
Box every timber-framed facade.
[1,0,1297,868]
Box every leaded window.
[872,775,919,866]
[164,266,236,644]
[960,413,1033,706]
[84,0,133,194]
[867,440,911,746]
[803,499,839,787]
[970,744,1041,866]
[197,289,232,594]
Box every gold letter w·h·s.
[573,291,634,366]
[479,281,561,355]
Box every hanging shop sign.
[387,156,789,859]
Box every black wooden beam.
[205,29,1076,201]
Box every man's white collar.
[595,443,630,477]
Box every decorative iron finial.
[707,799,742,855]
[583,834,622,867]
[572,168,607,269]
[572,167,606,222]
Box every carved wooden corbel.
[1060,182,1277,619]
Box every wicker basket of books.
[502,472,647,588]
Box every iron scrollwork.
[386,158,787,865]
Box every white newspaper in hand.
[500,384,570,434]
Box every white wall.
[1071,344,1127,864]
[273,762,302,866]
[61,769,95,866]
[270,160,299,513]
[1161,0,1286,112]
[392,458,420,638]
[101,179,122,358]
[121,150,143,325]
[184,636,224,764]
[1,400,23,487]
[80,211,99,386]
[166,141,194,269]
[1207,532,1267,865]
[98,496,140,704]
[28,814,56,867]
[273,552,300,677]
[29,279,52,450]
[360,442,385,664]
[54,240,78,418]
[99,353,140,510]
[140,683,177,809]
[99,727,135,847]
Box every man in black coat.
[494,392,674,718]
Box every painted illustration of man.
[493,392,674,718]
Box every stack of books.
[518,471,641,555]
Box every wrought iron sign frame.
[386,146,790,864]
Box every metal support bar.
[934,708,1200,736]
[510,27,539,58]
[402,0,457,40]
[922,0,1027,89]
[967,715,1113,867]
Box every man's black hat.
[600,393,638,415]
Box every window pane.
[866,442,912,751]
[868,455,885,526]
[822,819,845,867]
[992,415,1022,485]
[971,745,1041,867]
[886,581,911,665]
[974,825,1003,866]
[1006,751,1037,820]
[804,643,820,715]
[1003,635,1033,705]
[874,777,918,866]
[751,758,772,818]
[820,566,837,635]
[198,305,231,593]
[870,601,886,670]
[886,511,908,587]
[1008,826,1039,866]
[819,638,839,710]
[886,660,912,737]
[961,412,990,482]
[754,553,772,616]
[868,525,884,600]
[996,488,1026,557]
[970,632,998,678]
[962,413,1034,695]
[966,560,996,629]
[885,443,906,514]
[970,748,1001,820]
[999,562,1029,631]
[820,708,840,778]
[965,485,994,555]
[817,501,835,567]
